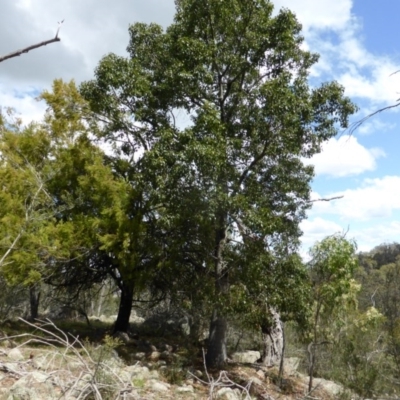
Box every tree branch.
[0,22,63,63]
[308,195,343,203]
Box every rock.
[129,315,145,324]
[114,331,131,344]
[160,350,172,361]
[283,357,300,376]
[148,351,161,361]
[123,364,160,381]
[193,369,203,378]
[0,340,12,348]
[28,371,49,383]
[176,384,194,393]
[148,380,170,392]
[32,355,49,370]
[6,385,38,400]
[312,378,344,396]
[160,343,173,352]
[8,348,24,361]
[231,350,260,364]
[215,387,242,400]
[2,363,21,374]
[132,352,146,360]
[6,374,56,400]
[179,316,191,336]
[256,369,265,380]
[137,340,157,353]
[124,365,152,380]
[249,376,264,386]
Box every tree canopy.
[80,0,356,368]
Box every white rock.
[256,369,265,380]
[231,350,260,364]
[176,384,194,393]
[132,352,146,360]
[32,355,49,370]
[284,357,300,376]
[148,380,170,392]
[7,376,55,400]
[130,315,145,324]
[311,377,343,396]
[8,348,24,361]
[249,376,264,386]
[29,371,50,383]
[6,385,38,400]
[215,387,241,400]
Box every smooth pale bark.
[261,308,284,367]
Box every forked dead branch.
[0,20,64,63]
[0,318,133,399]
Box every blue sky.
[1,0,400,254]
[295,0,400,254]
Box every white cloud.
[352,221,400,252]
[0,90,46,125]
[300,217,400,256]
[301,217,343,244]
[305,135,384,177]
[338,60,400,104]
[274,1,400,107]
[274,0,353,32]
[309,176,400,221]
[357,118,396,136]
[0,1,176,124]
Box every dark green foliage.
[80,0,356,368]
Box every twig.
[187,348,253,399]
[348,102,400,135]
[7,318,129,399]
[0,21,64,63]
[308,195,343,203]
[0,37,61,63]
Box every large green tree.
[81,0,356,368]
[39,80,167,333]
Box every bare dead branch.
[348,102,400,135]
[0,318,132,399]
[0,37,61,63]
[0,20,64,63]
[308,195,343,203]
[187,348,254,399]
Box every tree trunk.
[261,308,284,367]
[29,285,41,321]
[113,282,134,333]
[206,220,229,369]
[206,309,228,369]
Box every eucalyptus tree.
[307,235,359,392]
[81,0,356,367]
